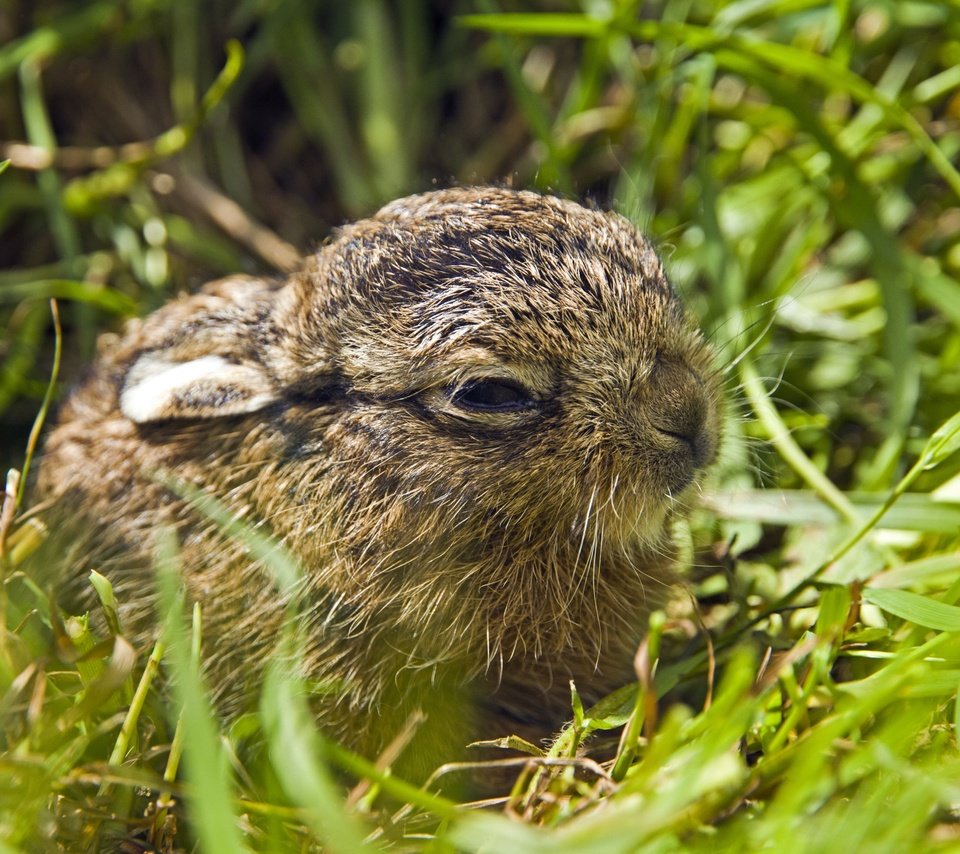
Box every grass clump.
[3,1,960,851]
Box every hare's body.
[37,188,720,779]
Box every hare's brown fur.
[36,187,721,779]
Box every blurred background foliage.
[4,0,960,850]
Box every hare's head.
[117,189,719,569]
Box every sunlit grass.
[2,1,960,850]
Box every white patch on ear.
[120,354,277,423]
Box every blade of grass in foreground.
[862,588,960,632]
[260,658,372,853]
[158,472,301,596]
[155,529,252,854]
[703,488,960,534]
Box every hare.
[36,187,721,781]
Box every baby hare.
[37,187,721,779]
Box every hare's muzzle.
[645,358,716,490]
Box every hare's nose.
[646,358,712,468]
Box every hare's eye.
[451,379,535,413]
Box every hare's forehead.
[407,269,677,341]
[324,221,681,359]
[362,244,675,328]
[335,215,666,301]
[341,281,681,380]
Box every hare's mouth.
[651,422,716,495]
[655,439,698,494]
[654,425,712,468]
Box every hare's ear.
[120,353,277,423]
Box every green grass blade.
[863,589,960,632]
[260,660,372,853]
[155,530,252,854]
[0,280,137,313]
[15,300,61,507]
[705,489,960,534]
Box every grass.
[2,0,960,850]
